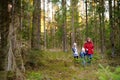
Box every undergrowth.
[98,64,120,80]
[26,50,120,80]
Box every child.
[72,43,79,59]
[80,47,86,58]
[80,47,86,66]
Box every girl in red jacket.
[84,37,94,63]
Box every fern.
[98,64,120,80]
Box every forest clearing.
[26,50,120,80]
[0,0,120,80]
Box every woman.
[84,37,94,63]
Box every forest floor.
[26,50,120,80]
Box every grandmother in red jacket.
[84,37,94,63]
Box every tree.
[0,0,25,79]
[98,0,105,56]
[43,0,47,49]
[0,1,10,79]
[62,0,67,52]
[31,0,41,50]
[109,0,115,57]
[71,0,75,45]
[117,0,120,51]
[85,0,88,38]
[70,0,79,47]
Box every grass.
[26,50,119,80]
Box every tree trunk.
[71,0,75,46]
[0,0,25,79]
[85,0,88,38]
[117,0,120,48]
[109,0,115,57]
[62,0,67,52]
[43,0,47,49]
[20,0,22,30]
[0,1,10,79]
[99,11,104,57]
[101,0,106,53]
[31,0,41,50]
[99,0,105,57]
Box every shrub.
[98,64,120,80]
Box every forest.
[0,0,120,80]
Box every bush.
[98,64,120,80]
[25,50,45,70]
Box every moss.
[7,71,16,80]
[26,50,120,80]
[0,71,7,80]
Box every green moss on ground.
[26,50,120,80]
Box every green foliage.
[21,0,33,41]
[7,71,16,80]
[21,20,30,40]
[56,27,63,40]
[98,64,112,80]
[23,1,33,13]
[51,0,61,4]
[26,51,77,79]
[114,67,120,80]
[26,71,43,80]
[98,64,120,80]
[25,50,44,69]
[27,50,120,80]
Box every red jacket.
[84,41,94,54]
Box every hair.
[87,37,90,40]
[73,43,76,46]
[73,42,77,47]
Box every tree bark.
[85,0,88,38]
[117,0,120,47]
[31,0,41,50]
[0,0,25,79]
[62,0,67,52]
[101,0,105,53]
[99,0,105,57]
[43,0,47,49]
[71,0,75,45]
[0,1,10,79]
[109,0,115,57]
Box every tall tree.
[109,0,115,56]
[43,0,47,49]
[85,0,88,38]
[0,0,25,79]
[101,0,106,53]
[71,0,75,45]
[31,0,41,50]
[0,1,10,79]
[70,0,79,47]
[117,0,120,48]
[98,0,105,56]
[62,0,67,52]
